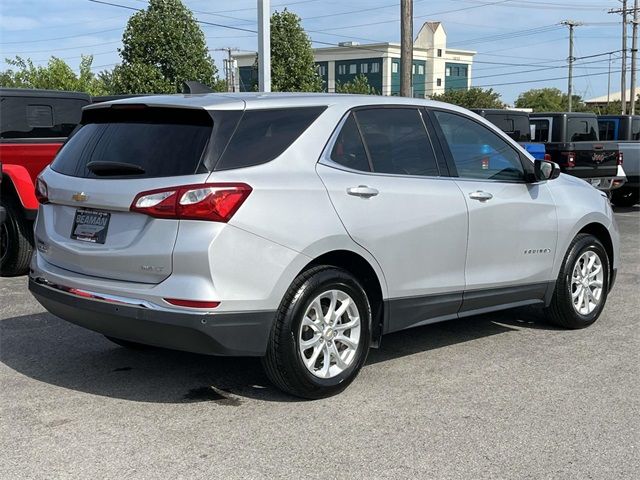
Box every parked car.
[0,88,90,276]
[530,112,622,191]
[29,94,619,398]
[471,108,546,160]
[598,115,640,207]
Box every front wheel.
[262,266,371,399]
[544,234,610,329]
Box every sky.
[0,0,625,104]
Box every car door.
[429,109,558,314]
[316,106,469,333]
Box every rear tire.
[262,266,371,399]
[611,187,639,208]
[1,200,34,277]
[544,234,610,329]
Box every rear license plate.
[71,208,110,244]
[589,178,602,188]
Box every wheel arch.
[298,249,387,346]
[1,164,38,213]
[577,222,615,285]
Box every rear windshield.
[567,117,598,142]
[51,107,212,178]
[0,96,88,140]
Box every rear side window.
[598,120,616,141]
[51,107,212,178]
[215,107,326,170]
[485,114,531,142]
[0,96,88,139]
[567,117,598,141]
[330,114,371,172]
[632,119,640,140]
[355,108,439,176]
[434,110,525,182]
[531,119,550,142]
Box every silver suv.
[29,94,619,398]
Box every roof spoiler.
[182,81,214,94]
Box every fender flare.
[2,164,38,211]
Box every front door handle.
[468,190,493,201]
[347,185,379,198]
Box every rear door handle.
[468,190,493,201]
[347,185,379,198]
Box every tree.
[336,74,377,94]
[514,87,588,112]
[430,87,504,109]
[268,9,322,92]
[0,55,108,95]
[111,0,222,94]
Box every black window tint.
[567,117,598,141]
[0,96,88,139]
[485,114,531,142]
[632,119,640,140]
[51,122,211,179]
[531,119,549,142]
[354,108,439,176]
[434,110,525,181]
[330,114,370,172]
[598,120,616,141]
[215,107,326,170]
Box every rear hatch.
[37,104,225,284]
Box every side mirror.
[534,159,560,181]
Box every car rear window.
[0,96,88,139]
[51,107,213,179]
[567,117,598,141]
[214,107,326,170]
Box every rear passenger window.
[354,108,439,176]
[215,107,326,170]
[632,119,640,140]
[330,114,370,172]
[531,119,550,143]
[598,120,615,141]
[434,110,525,182]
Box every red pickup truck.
[1,88,90,276]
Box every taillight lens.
[164,298,220,309]
[35,176,49,204]
[618,151,624,166]
[544,154,552,162]
[559,152,576,168]
[130,183,251,222]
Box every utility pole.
[610,1,628,113]
[400,0,413,97]
[608,52,612,106]
[631,0,638,114]
[257,0,271,92]
[215,48,239,92]
[561,20,581,112]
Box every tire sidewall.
[560,236,609,326]
[0,201,19,266]
[281,268,371,392]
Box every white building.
[235,22,476,97]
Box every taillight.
[544,154,552,161]
[618,151,624,166]
[559,152,576,168]
[35,175,49,204]
[130,183,252,222]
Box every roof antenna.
[182,81,214,94]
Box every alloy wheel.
[570,250,604,316]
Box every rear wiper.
[86,161,145,176]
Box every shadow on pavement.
[0,306,554,403]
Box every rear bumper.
[29,278,275,356]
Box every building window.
[392,62,399,73]
[371,62,379,73]
[461,67,467,76]
[338,64,346,75]
[445,67,451,77]
[417,64,424,75]
[361,63,368,74]
[316,65,326,76]
[437,78,442,87]
[437,49,442,57]
[412,64,415,74]
[349,64,357,74]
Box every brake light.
[164,298,220,309]
[559,152,576,168]
[35,175,49,204]
[130,183,251,222]
[618,151,624,166]
[544,154,552,161]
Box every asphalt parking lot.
[1,207,638,480]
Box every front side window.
[354,108,439,176]
[434,110,525,182]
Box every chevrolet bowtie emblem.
[72,192,88,202]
